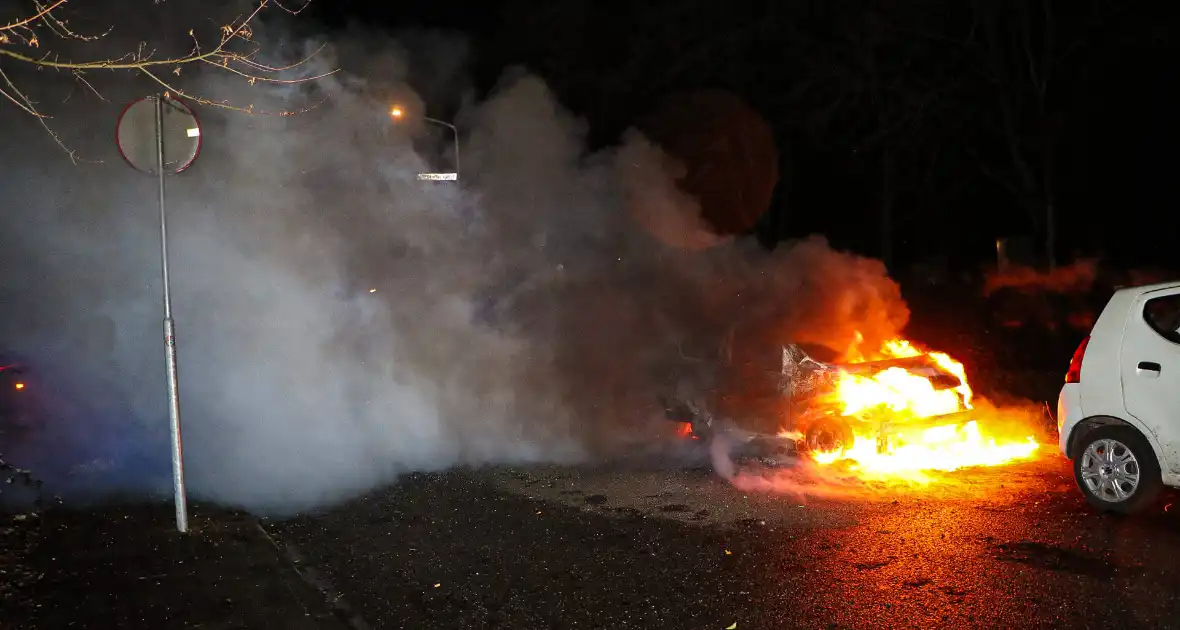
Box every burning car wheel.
[803,418,854,453]
[1073,426,1162,514]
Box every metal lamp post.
[390,106,459,181]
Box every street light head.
[390,106,404,119]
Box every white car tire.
[1073,425,1162,514]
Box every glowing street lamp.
[390,104,459,181]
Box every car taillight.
[1065,335,1090,384]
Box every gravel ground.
[0,510,41,617]
[0,500,348,630]
[5,378,1174,630]
[269,454,1180,630]
[9,447,1180,629]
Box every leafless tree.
[966,0,1134,270]
[0,0,335,161]
[788,2,967,269]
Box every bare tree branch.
[1,0,66,33]
[0,0,336,161]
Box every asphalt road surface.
[269,450,1180,630]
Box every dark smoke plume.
[0,6,908,513]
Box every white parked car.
[1058,280,1180,513]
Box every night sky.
[306,0,1180,272]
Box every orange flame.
[835,366,963,418]
[811,335,1038,481]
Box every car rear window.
[1143,294,1180,344]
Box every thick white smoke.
[0,10,908,513]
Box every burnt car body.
[661,342,971,456]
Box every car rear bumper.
[1057,383,1083,457]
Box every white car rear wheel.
[1073,425,1162,514]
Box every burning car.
[663,339,971,455]
[662,332,1040,477]
[783,344,976,454]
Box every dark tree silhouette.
[963,0,1142,269]
[784,1,969,268]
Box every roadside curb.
[254,520,372,630]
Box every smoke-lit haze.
[0,7,908,513]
